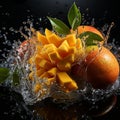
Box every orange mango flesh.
[57,72,78,91]
[29,28,84,92]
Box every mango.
[47,33,62,47]
[45,28,53,39]
[40,44,57,60]
[57,72,78,91]
[58,40,69,57]
[57,61,71,71]
[64,34,76,46]
[35,54,42,64]
[29,30,84,93]
[48,51,62,64]
[64,80,78,91]
[36,68,45,76]
[47,77,56,85]
[39,59,52,70]
[63,54,75,63]
[47,67,57,77]
[41,44,57,54]
[33,83,41,93]
[29,72,34,80]
[36,31,48,45]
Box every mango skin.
[71,46,119,89]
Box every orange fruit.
[72,46,119,89]
[85,46,119,89]
[71,26,119,89]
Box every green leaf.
[47,17,70,35]
[79,31,103,46]
[12,69,20,86]
[68,2,81,30]
[0,68,10,84]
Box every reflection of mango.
[29,29,83,92]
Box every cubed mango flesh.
[39,59,52,70]
[47,67,57,77]
[29,30,84,93]
[57,61,71,71]
[63,34,76,46]
[41,44,57,53]
[48,51,62,64]
[57,72,78,91]
[36,31,48,45]
[45,28,53,39]
[47,33,62,47]
[46,77,56,85]
[58,40,70,57]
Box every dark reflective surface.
[0,85,119,120]
[0,0,120,120]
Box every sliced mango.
[39,59,52,70]
[68,47,77,54]
[36,31,48,45]
[41,43,57,54]
[36,68,45,76]
[57,72,72,84]
[36,45,42,52]
[64,34,76,46]
[46,77,56,85]
[40,72,49,79]
[57,72,78,91]
[40,44,57,60]
[33,83,41,93]
[45,28,53,39]
[47,33,62,47]
[58,40,69,57]
[57,61,71,71]
[29,29,85,92]
[63,54,75,63]
[35,54,42,64]
[48,51,62,64]
[64,80,78,91]
[47,67,57,77]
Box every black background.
[0,0,120,120]
[0,0,120,45]
[0,0,120,35]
